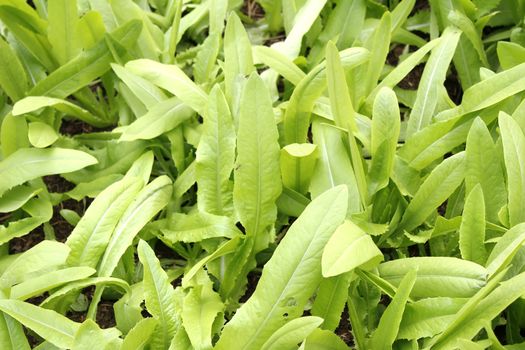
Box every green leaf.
[283,47,369,144]
[27,122,58,148]
[398,297,466,340]
[280,143,318,194]
[310,121,361,214]
[311,273,352,331]
[370,269,416,349]
[322,220,383,277]
[182,274,223,350]
[499,112,525,227]
[261,317,323,350]
[119,97,194,141]
[97,175,172,278]
[253,46,306,85]
[428,271,525,349]
[154,211,239,243]
[13,96,107,127]
[459,62,525,114]
[0,300,79,348]
[125,59,208,116]
[0,241,69,288]
[0,36,28,102]
[0,185,41,213]
[0,148,97,197]
[459,184,487,265]
[233,73,281,252]
[137,240,178,350]
[398,152,466,233]
[47,0,80,64]
[196,85,235,216]
[10,266,95,300]
[215,186,348,350]
[406,27,461,138]
[303,329,350,350]
[378,257,486,299]
[1,114,29,157]
[66,177,143,268]
[121,318,158,350]
[0,313,30,350]
[29,19,142,99]
[368,87,400,196]
[366,38,440,108]
[111,63,167,108]
[485,223,525,277]
[465,117,507,223]
[72,319,121,350]
[497,41,525,69]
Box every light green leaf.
[125,59,208,116]
[10,266,95,300]
[233,73,281,252]
[0,36,28,102]
[253,46,306,85]
[137,240,178,350]
[223,12,254,101]
[13,96,106,127]
[378,257,486,299]
[27,122,58,148]
[30,20,142,99]
[0,313,30,350]
[111,63,166,108]
[428,271,525,349]
[485,223,525,277]
[1,114,29,157]
[459,184,487,265]
[0,185,41,213]
[465,118,507,223]
[368,87,400,196]
[310,121,361,214]
[154,211,239,243]
[322,220,383,277]
[406,27,461,138]
[121,318,158,350]
[497,41,525,69]
[98,175,172,277]
[398,297,466,340]
[398,152,466,232]
[311,273,351,331]
[41,277,131,309]
[283,47,369,144]
[72,319,121,350]
[66,177,143,268]
[215,186,348,350]
[370,269,416,349]
[47,0,80,64]
[0,300,79,349]
[459,62,525,114]
[280,143,318,195]
[303,329,350,350]
[0,147,97,197]
[499,112,525,227]
[119,97,194,141]
[182,274,223,350]
[261,317,323,350]
[1,241,69,288]
[196,85,235,216]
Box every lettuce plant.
[0,0,525,349]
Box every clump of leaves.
[1,0,525,349]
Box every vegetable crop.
[1,0,525,349]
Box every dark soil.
[241,0,265,21]
[59,119,114,136]
[335,306,354,346]
[239,272,261,303]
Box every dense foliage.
[1,0,525,348]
